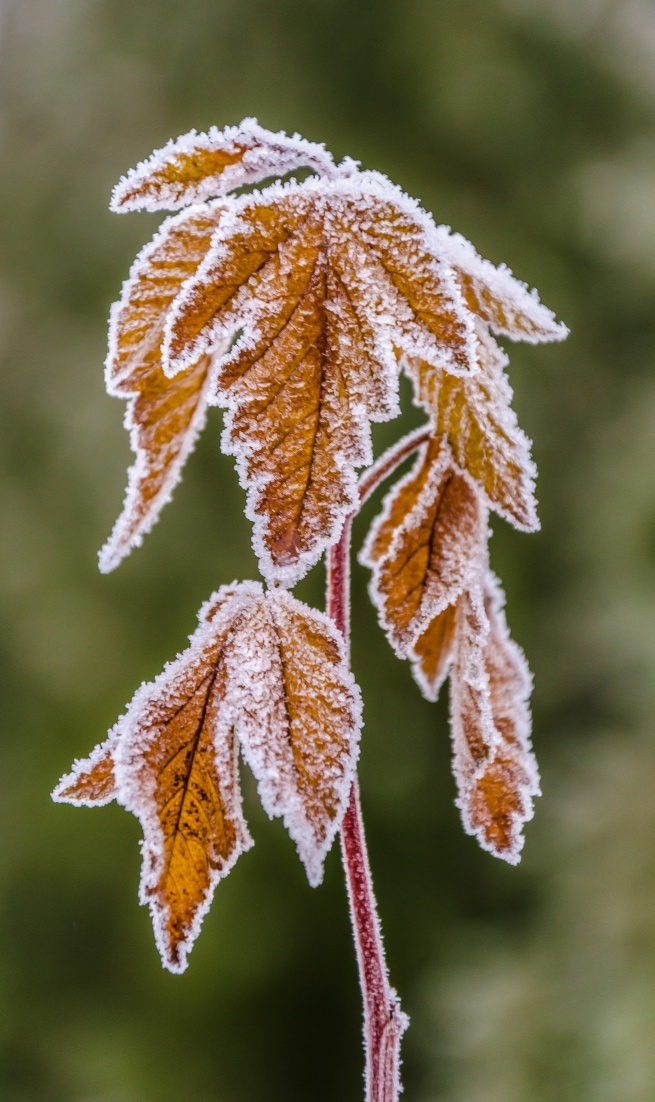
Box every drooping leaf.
[113,587,256,973]
[52,733,119,807]
[409,603,457,702]
[449,575,540,863]
[54,582,362,970]
[433,226,569,344]
[162,173,477,585]
[99,203,226,572]
[111,118,336,213]
[361,434,486,655]
[405,323,539,531]
[225,588,362,887]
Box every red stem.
[327,428,430,1102]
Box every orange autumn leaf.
[434,225,569,344]
[52,734,119,807]
[99,202,227,572]
[54,582,361,972]
[405,322,539,531]
[111,118,336,213]
[449,575,540,864]
[162,173,477,585]
[225,587,362,886]
[361,435,486,655]
[409,603,457,703]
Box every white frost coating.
[113,582,259,973]
[432,224,569,344]
[405,321,540,532]
[111,118,336,213]
[98,349,221,574]
[51,729,120,808]
[408,605,457,704]
[110,581,361,969]
[361,437,488,656]
[99,202,228,573]
[162,171,478,380]
[226,588,363,888]
[158,171,480,587]
[449,572,540,865]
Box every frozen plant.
[53,119,568,1102]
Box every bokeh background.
[1,1,655,1099]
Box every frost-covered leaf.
[225,587,362,887]
[433,226,569,344]
[54,581,361,971]
[409,603,457,702]
[361,434,486,655]
[113,587,256,974]
[163,173,476,585]
[111,118,336,213]
[52,734,119,807]
[99,203,226,572]
[449,575,540,864]
[405,323,539,531]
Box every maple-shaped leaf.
[52,733,119,807]
[161,173,477,585]
[405,322,539,531]
[111,118,336,213]
[433,226,569,344]
[53,581,361,972]
[449,574,540,864]
[99,202,227,572]
[360,434,486,656]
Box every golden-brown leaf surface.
[54,582,361,971]
[114,596,253,973]
[361,435,486,655]
[449,576,539,863]
[111,119,336,213]
[409,603,457,702]
[52,736,118,807]
[405,323,539,531]
[99,203,225,572]
[433,226,569,344]
[163,174,477,585]
[225,588,362,886]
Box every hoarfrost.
[433,225,569,344]
[111,118,336,213]
[52,729,120,807]
[404,321,540,531]
[449,573,540,864]
[361,435,487,656]
[99,202,227,573]
[59,581,362,970]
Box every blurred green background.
[1,1,655,1099]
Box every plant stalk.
[327,428,430,1101]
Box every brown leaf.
[52,735,118,807]
[55,582,362,971]
[99,203,225,572]
[163,174,477,585]
[111,119,336,213]
[361,435,486,655]
[434,225,569,343]
[409,603,457,702]
[405,323,539,531]
[449,576,539,863]
[115,590,255,973]
[226,588,362,886]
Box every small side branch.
[357,424,432,507]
